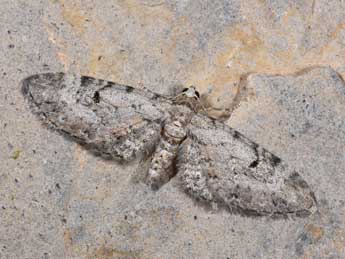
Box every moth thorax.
[164,120,187,141]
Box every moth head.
[173,86,203,112]
[180,86,200,100]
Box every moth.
[22,72,317,217]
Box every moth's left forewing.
[178,114,317,217]
[22,73,173,162]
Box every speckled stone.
[1,1,345,258]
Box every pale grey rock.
[1,0,345,258]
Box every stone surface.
[1,1,345,258]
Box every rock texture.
[1,1,345,258]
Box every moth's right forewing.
[22,73,173,162]
[178,114,317,217]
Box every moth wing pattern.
[22,72,173,161]
[22,72,317,217]
[178,114,317,217]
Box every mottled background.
[1,1,345,258]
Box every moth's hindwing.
[22,72,173,161]
[178,114,317,217]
